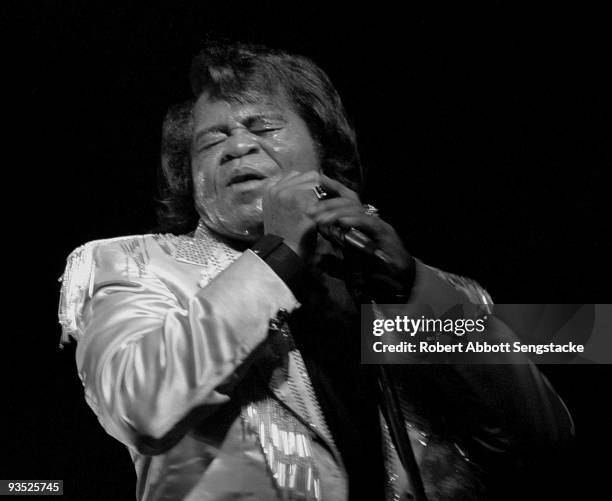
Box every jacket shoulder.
[432,267,493,307]
[413,260,493,312]
[58,234,164,344]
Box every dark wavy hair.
[157,42,363,234]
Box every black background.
[14,2,610,499]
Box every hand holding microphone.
[263,171,411,275]
[306,175,412,274]
[311,184,391,264]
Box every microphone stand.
[376,362,428,501]
[319,211,428,500]
[348,252,428,501]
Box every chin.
[225,213,264,242]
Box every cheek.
[290,141,320,173]
[192,158,220,198]
[263,134,320,173]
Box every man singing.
[59,42,573,500]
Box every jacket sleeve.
[60,238,299,453]
[396,260,575,465]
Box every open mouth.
[227,172,267,186]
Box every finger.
[314,206,369,226]
[272,170,305,187]
[274,177,324,199]
[319,174,360,202]
[275,170,321,191]
[267,171,302,193]
[333,215,383,234]
[275,181,324,209]
[306,197,359,216]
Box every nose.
[220,128,260,164]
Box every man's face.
[191,93,320,240]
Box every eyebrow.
[193,112,287,143]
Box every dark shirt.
[289,266,387,501]
[252,235,394,499]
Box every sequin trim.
[58,241,96,344]
[242,399,321,500]
[58,235,152,345]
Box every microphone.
[319,224,392,265]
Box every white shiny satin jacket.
[59,224,572,500]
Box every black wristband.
[251,235,306,295]
[251,234,285,260]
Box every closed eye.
[251,126,282,136]
[246,115,285,136]
[196,136,227,152]
[201,139,225,150]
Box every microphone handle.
[324,225,391,264]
